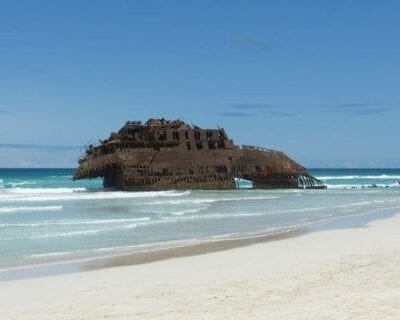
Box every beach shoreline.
[1,210,399,319]
[1,204,399,282]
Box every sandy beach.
[1,213,399,320]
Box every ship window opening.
[188,168,194,175]
[185,131,189,139]
[215,165,227,174]
[194,131,201,140]
[158,130,167,142]
[186,142,191,150]
[196,141,203,150]
[172,131,180,141]
[206,131,213,139]
[208,141,216,149]
[255,166,262,172]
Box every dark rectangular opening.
[215,165,227,174]
[172,131,180,141]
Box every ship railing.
[238,145,280,153]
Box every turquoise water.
[1,168,400,271]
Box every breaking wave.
[0,217,151,228]
[169,207,208,216]
[317,175,400,180]
[5,181,37,187]
[1,223,139,241]
[0,188,191,202]
[151,196,279,206]
[0,205,63,214]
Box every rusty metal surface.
[74,119,325,190]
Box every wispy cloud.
[330,102,385,108]
[0,31,17,40]
[219,112,254,118]
[225,104,293,117]
[0,143,82,151]
[268,111,292,117]
[230,104,276,110]
[0,109,10,115]
[324,102,389,116]
[224,101,391,117]
[225,35,270,53]
[25,65,46,74]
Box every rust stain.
[74,119,325,190]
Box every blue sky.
[0,0,399,168]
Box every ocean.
[1,168,400,274]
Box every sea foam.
[0,205,63,214]
[317,175,400,180]
[0,188,191,202]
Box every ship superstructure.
[74,119,325,190]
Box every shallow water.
[0,168,399,271]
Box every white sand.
[1,214,400,320]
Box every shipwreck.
[74,119,325,190]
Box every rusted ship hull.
[74,119,325,190]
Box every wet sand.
[1,211,399,319]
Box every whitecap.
[6,181,37,187]
[0,205,63,214]
[0,217,150,227]
[317,175,400,180]
[169,207,208,216]
[0,223,138,241]
[0,188,191,202]
[151,196,279,206]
